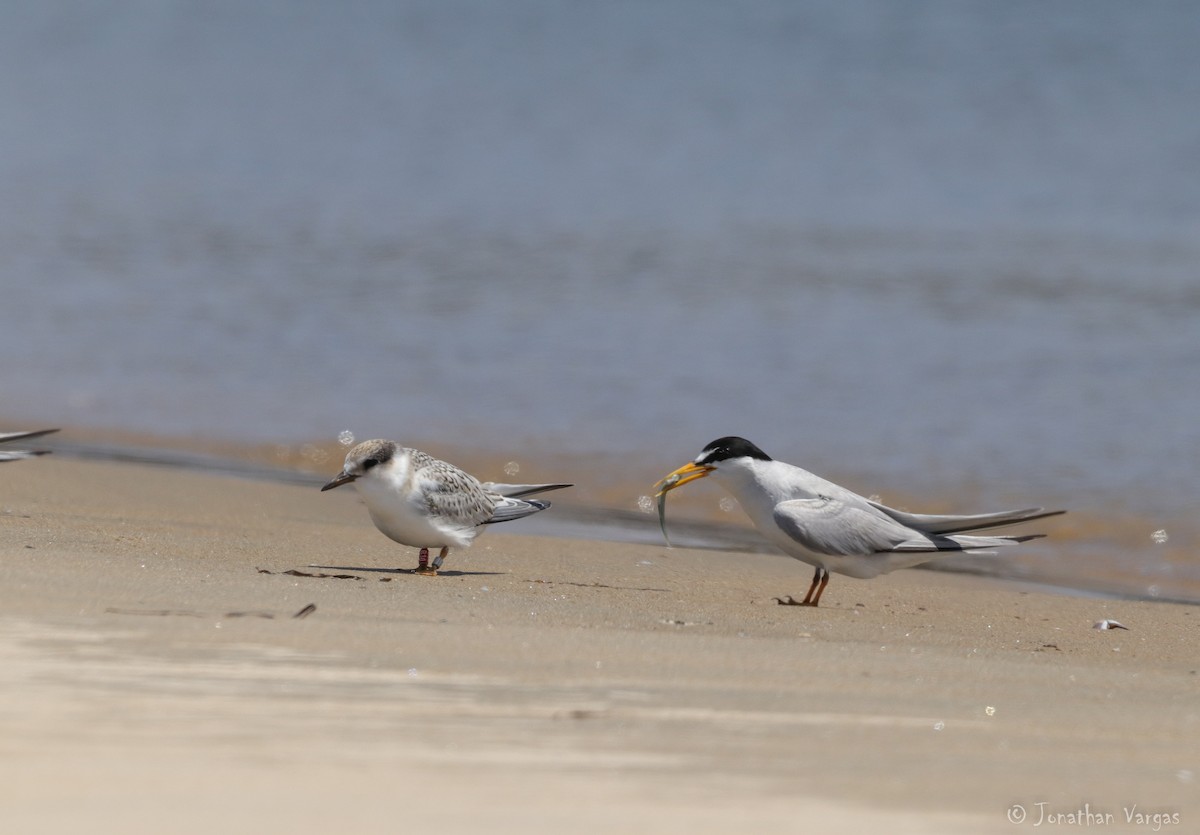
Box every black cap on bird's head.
[654,436,771,497]
[694,436,772,466]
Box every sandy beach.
[2,454,1196,834]
[6,5,1199,833]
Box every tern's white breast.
[354,472,478,549]
[713,459,831,564]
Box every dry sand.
[1,456,1196,833]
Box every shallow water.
[1,2,1197,597]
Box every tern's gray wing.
[867,503,1065,534]
[772,496,929,556]
[774,496,1046,558]
[481,482,573,499]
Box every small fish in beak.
[652,462,715,547]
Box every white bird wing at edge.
[0,428,59,462]
[481,482,573,498]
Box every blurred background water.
[1,1,1197,595]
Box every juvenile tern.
[655,436,1064,607]
[0,429,59,462]
[322,440,571,574]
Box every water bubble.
[985,706,996,717]
[637,495,654,513]
[407,668,418,677]
[933,721,945,731]
[504,461,520,476]
[868,494,882,503]
[1151,529,1169,544]
[337,430,355,446]
[718,497,737,512]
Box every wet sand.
[1,456,1196,833]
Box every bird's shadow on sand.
[306,565,506,578]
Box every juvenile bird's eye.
[362,458,379,470]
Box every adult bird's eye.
[362,458,379,470]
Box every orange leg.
[774,567,829,607]
[810,568,831,606]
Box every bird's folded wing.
[481,482,573,499]
[420,478,495,528]
[772,497,921,556]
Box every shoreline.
[1,455,1197,832]
[24,427,1200,605]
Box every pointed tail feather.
[0,450,53,462]
[484,497,552,525]
[887,532,1047,554]
[878,532,1047,572]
